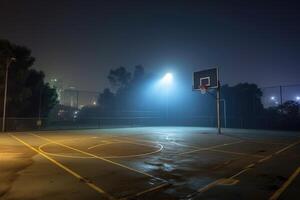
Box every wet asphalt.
[0,127,299,200]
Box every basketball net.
[199,85,208,94]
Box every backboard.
[193,68,219,90]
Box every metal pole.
[76,90,79,109]
[216,68,221,134]
[220,99,227,128]
[37,85,43,129]
[166,89,169,121]
[279,85,283,105]
[38,86,42,120]
[2,58,15,132]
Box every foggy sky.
[1,0,299,91]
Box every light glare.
[161,73,173,85]
[270,96,276,101]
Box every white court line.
[192,139,300,198]
[10,134,116,200]
[88,141,122,150]
[179,140,244,155]
[31,133,164,180]
[39,136,164,159]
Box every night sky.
[1,0,299,91]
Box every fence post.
[279,85,283,105]
[76,90,79,109]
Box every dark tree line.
[0,39,58,118]
[264,100,300,130]
[79,65,155,118]
[2,39,298,131]
[78,66,299,130]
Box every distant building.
[49,79,100,108]
[61,87,78,108]
[49,78,63,103]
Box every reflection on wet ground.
[1,127,300,200]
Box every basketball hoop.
[199,85,208,94]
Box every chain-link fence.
[1,84,300,131]
[261,84,300,108]
[60,89,100,108]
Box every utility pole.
[2,57,16,132]
[37,84,43,129]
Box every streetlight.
[2,57,16,132]
[160,73,173,120]
[270,96,279,105]
[270,96,276,101]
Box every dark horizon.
[1,0,300,90]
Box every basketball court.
[1,68,299,199]
[1,127,300,200]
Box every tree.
[98,88,115,111]
[279,101,300,117]
[94,65,153,114]
[107,66,131,89]
[0,39,58,118]
[264,101,300,130]
[221,83,264,128]
[132,65,145,82]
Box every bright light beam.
[161,73,173,86]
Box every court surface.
[1,127,300,200]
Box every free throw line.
[30,133,163,180]
[10,134,116,200]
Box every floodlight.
[161,73,173,86]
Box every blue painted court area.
[1,127,299,200]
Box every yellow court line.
[171,140,263,158]
[269,166,300,200]
[246,140,288,146]
[124,182,170,199]
[170,141,199,149]
[258,155,272,163]
[230,139,300,180]
[104,135,165,147]
[179,140,243,155]
[208,149,265,158]
[39,135,164,159]
[197,179,225,193]
[30,133,163,180]
[39,141,164,159]
[185,178,226,199]
[39,142,93,159]
[275,140,300,154]
[195,139,300,196]
[88,139,161,151]
[0,152,24,156]
[103,144,164,159]
[218,178,239,186]
[229,168,250,179]
[9,134,116,200]
[88,141,123,150]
